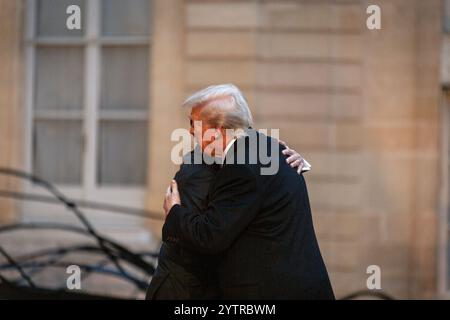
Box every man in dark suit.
[162,84,334,299]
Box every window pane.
[97,121,147,185]
[101,47,149,110]
[35,47,84,110]
[37,0,85,37]
[101,0,150,37]
[33,120,82,184]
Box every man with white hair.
[149,84,333,299]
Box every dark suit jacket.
[163,130,335,299]
[145,147,220,299]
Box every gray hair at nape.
[182,84,254,133]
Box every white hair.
[182,84,253,131]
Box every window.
[24,0,152,224]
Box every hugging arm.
[162,165,261,255]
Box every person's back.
[216,131,334,299]
[146,149,220,299]
[160,83,332,300]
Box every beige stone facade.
[0,0,446,299]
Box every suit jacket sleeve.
[162,164,261,254]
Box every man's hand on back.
[279,140,311,174]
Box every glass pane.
[36,0,85,37]
[35,47,84,110]
[97,120,148,185]
[33,120,82,184]
[101,0,150,36]
[101,47,149,110]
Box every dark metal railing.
[0,167,159,299]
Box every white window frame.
[23,0,151,227]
